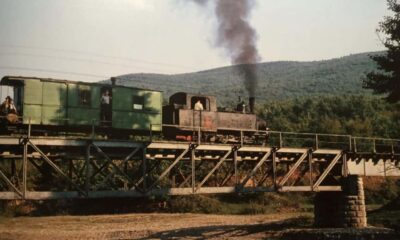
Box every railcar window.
[79,89,91,106]
[132,96,144,110]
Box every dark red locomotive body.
[162,92,265,142]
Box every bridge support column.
[340,175,367,228]
[314,175,367,228]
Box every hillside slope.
[113,51,380,105]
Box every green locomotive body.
[0,76,162,133]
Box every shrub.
[168,195,223,214]
[364,178,400,204]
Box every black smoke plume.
[193,0,261,97]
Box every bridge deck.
[0,134,399,199]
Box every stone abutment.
[314,175,367,228]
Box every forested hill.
[113,51,381,105]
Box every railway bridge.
[0,128,399,227]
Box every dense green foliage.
[259,95,400,138]
[365,178,400,205]
[113,52,379,105]
[364,0,400,103]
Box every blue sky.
[0,0,390,82]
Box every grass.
[368,195,400,230]
[0,216,7,224]
[0,192,314,217]
[369,209,400,230]
[167,193,314,215]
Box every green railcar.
[0,76,162,134]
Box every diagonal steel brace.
[178,161,205,188]
[148,147,190,190]
[91,144,135,186]
[28,140,86,196]
[96,147,141,188]
[313,152,343,190]
[196,150,232,191]
[257,165,273,186]
[241,150,272,186]
[278,151,308,187]
[131,160,162,192]
[177,169,191,188]
[0,168,23,198]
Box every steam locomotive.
[0,76,265,142]
[163,92,265,143]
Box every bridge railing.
[149,124,400,154]
[352,136,400,154]
[267,131,352,150]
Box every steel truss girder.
[1,137,398,200]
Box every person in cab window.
[1,96,17,115]
[237,101,246,114]
[1,96,18,124]
[194,100,204,111]
[101,90,111,122]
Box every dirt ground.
[0,212,311,240]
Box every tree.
[363,0,400,103]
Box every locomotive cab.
[167,92,217,111]
[163,92,217,129]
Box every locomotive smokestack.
[249,97,255,114]
[111,77,117,86]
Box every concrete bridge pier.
[314,175,367,228]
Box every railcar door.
[13,86,23,116]
[100,86,112,126]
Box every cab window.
[191,96,209,111]
[132,96,144,110]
